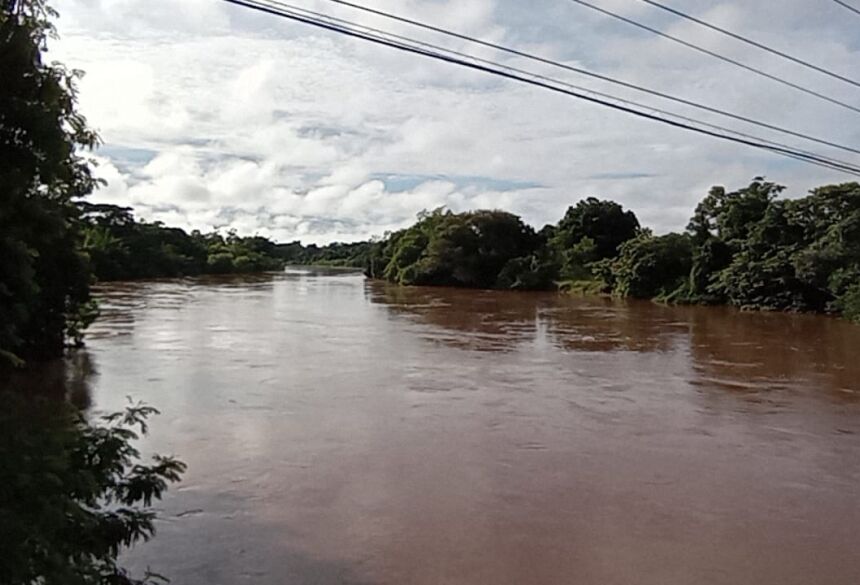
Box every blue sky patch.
[587,172,659,181]
[100,145,158,169]
[373,173,546,193]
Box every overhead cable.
[832,0,860,17]
[220,0,860,176]
[315,0,860,156]
[639,0,860,89]
[267,0,860,174]
[568,0,860,115]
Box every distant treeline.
[81,203,286,280]
[360,179,860,322]
[275,240,372,268]
[80,203,375,281]
[82,179,860,322]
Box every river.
[36,269,860,584]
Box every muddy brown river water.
[38,268,860,584]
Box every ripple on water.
[47,276,860,585]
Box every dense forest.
[275,239,373,267]
[79,202,375,280]
[81,203,285,280]
[362,180,860,322]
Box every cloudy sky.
[51,0,860,244]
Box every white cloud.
[52,0,860,244]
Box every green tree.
[0,393,185,585]
[371,208,542,289]
[80,203,287,281]
[713,199,812,311]
[708,181,859,313]
[687,180,780,245]
[1,0,100,365]
[551,197,640,279]
[838,284,860,322]
[608,231,693,299]
[686,179,782,301]
[789,183,860,314]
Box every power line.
[268,0,860,174]
[221,0,860,176]
[229,0,860,175]
[568,0,860,115]
[832,0,860,17]
[639,0,860,89]
[317,0,860,156]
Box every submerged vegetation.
[363,179,860,322]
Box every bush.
[206,252,236,274]
[609,233,693,299]
[0,394,185,585]
[838,285,860,323]
[377,209,541,289]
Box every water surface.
[69,269,860,584]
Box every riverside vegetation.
[78,179,860,327]
[1,2,184,584]
[2,0,858,582]
[330,180,860,323]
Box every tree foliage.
[690,181,860,314]
[274,239,373,268]
[0,0,99,364]
[551,197,640,279]
[362,181,859,322]
[0,393,186,585]
[81,203,285,281]
[366,208,547,289]
[605,231,693,299]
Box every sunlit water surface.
[53,269,860,584]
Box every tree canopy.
[361,181,860,323]
[80,203,286,281]
[551,197,640,278]
[365,208,545,289]
[1,0,99,364]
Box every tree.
[550,197,640,280]
[789,182,860,314]
[608,232,693,299]
[1,0,100,365]
[359,182,860,321]
[713,201,810,310]
[371,208,542,289]
[687,179,780,245]
[0,393,186,585]
[703,181,860,313]
[79,203,287,281]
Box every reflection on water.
[688,307,860,401]
[20,268,860,585]
[3,350,96,409]
[367,284,541,352]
